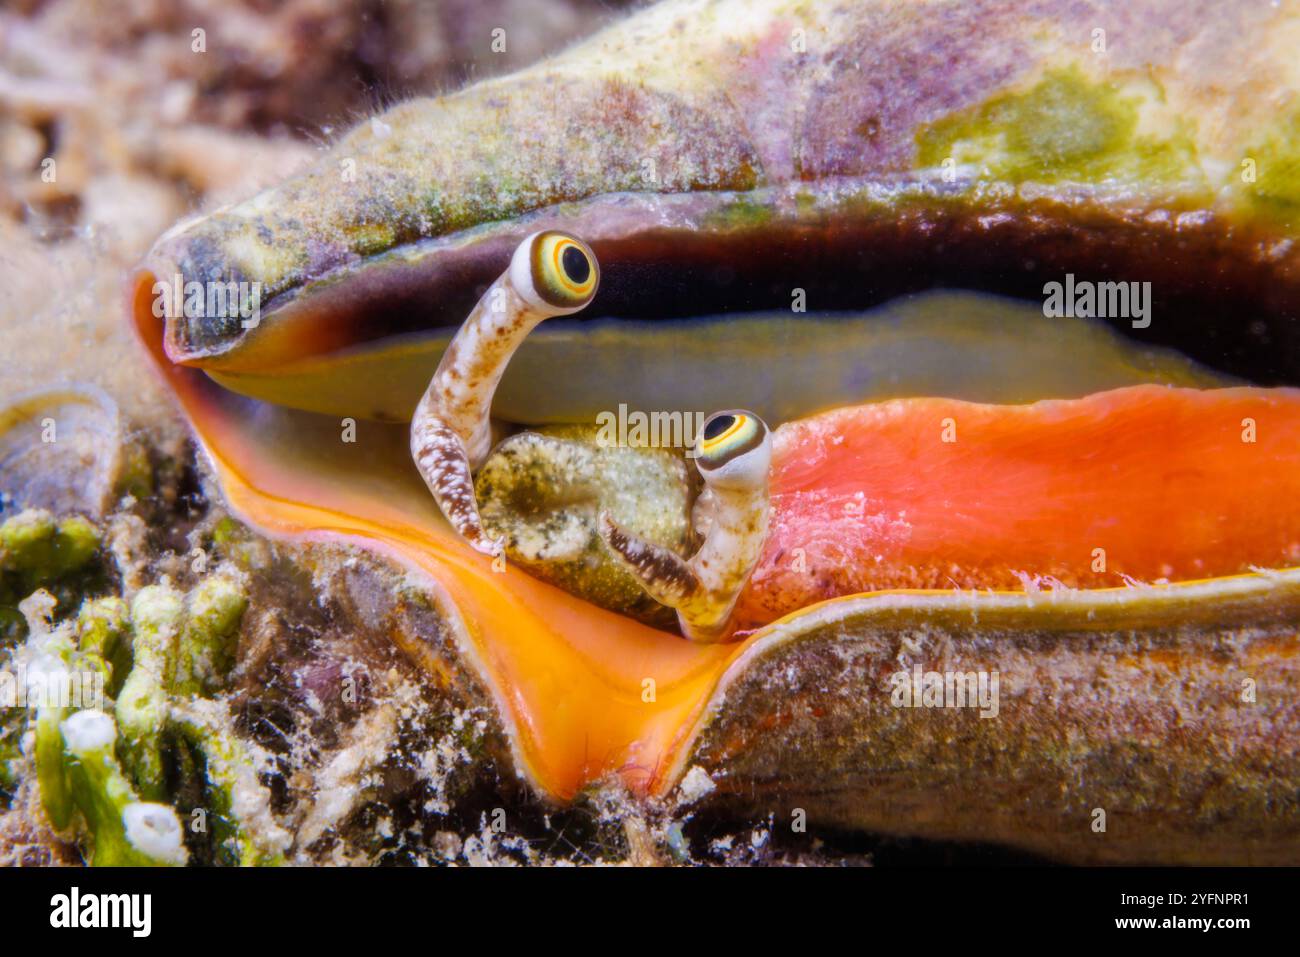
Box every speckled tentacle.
[600,410,773,642]
[599,511,702,607]
[412,417,499,555]
[410,231,599,553]
[409,275,536,556]
[682,484,770,640]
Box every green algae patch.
[1245,109,1300,220]
[343,222,397,258]
[209,515,273,571]
[0,511,100,587]
[916,67,1200,186]
[1,510,105,645]
[702,197,775,231]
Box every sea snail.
[600,410,773,643]
[410,232,773,641]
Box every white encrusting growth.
[122,802,189,866]
[61,708,117,753]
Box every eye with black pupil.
[703,415,735,441]
[562,245,591,284]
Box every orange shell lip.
[130,269,741,799]
[130,267,1300,802]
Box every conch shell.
[129,0,1300,863]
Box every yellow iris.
[532,232,598,307]
[698,411,761,466]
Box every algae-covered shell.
[127,0,1300,863]
[140,0,1300,423]
[0,386,145,520]
[682,574,1300,864]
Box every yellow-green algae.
[4,523,283,864]
[60,712,187,866]
[702,196,776,230]
[1,510,104,643]
[1245,108,1300,217]
[0,510,100,589]
[916,67,1202,188]
[77,598,131,698]
[116,585,184,800]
